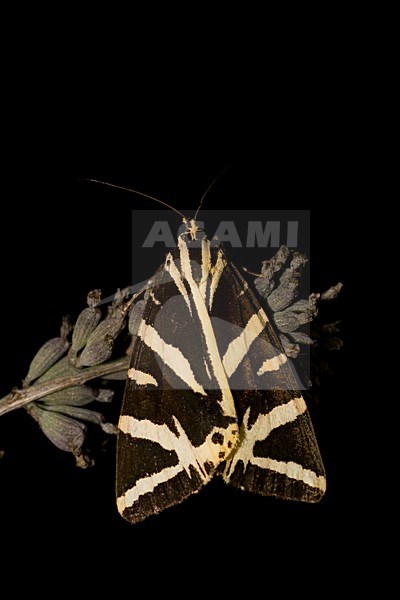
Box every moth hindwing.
[117,232,326,524]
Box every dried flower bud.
[274,311,300,333]
[41,385,99,407]
[87,289,101,307]
[267,281,298,312]
[71,307,102,353]
[60,315,72,339]
[289,299,310,313]
[28,403,86,454]
[76,336,114,367]
[108,285,137,316]
[289,331,314,345]
[40,386,114,406]
[129,300,146,336]
[88,311,126,342]
[75,454,94,469]
[24,337,70,386]
[254,276,274,297]
[42,404,118,434]
[261,245,290,279]
[37,356,81,383]
[280,334,300,358]
[321,283,343,301]
[110,288,125,312]
[289,252,308,272]
[76,310,126,368]
[321,321,341,335]
[255,248,288,298]
[96,389,114,402]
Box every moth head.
[182,218,204,241]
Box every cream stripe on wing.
[117,465,183,513]
[178,237,237,420]
[118,416,204,474]
[117,416,239,512]
[251,457,327,491]
[119,415,237,474]
[138,320,206,396]
[165,253,192,315]
[224,396,307,478]
[257,353,288,375]
[222,310,266,378]
[128,368,158,387]
[209,249,226,310]
[199,238,211,302]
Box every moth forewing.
[116,235,239,525]
[208,258,326,502]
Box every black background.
[0,120,353,578]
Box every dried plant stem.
[0,357,130,417]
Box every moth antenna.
[194,165,231,220]
[86,179,188,220]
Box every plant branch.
[0,357,130,417]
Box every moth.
[116,210,326,525]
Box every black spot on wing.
[204,461,215,475]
